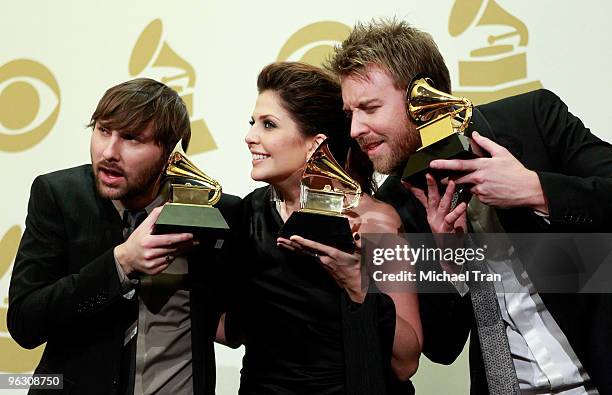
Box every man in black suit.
[8,78,240,394]
[328,19,612,394]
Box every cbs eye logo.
[0,60,60,152]
[277,21,351,66]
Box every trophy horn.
[302,139,361,211]
[407,75,473,134]
[164,141,222,205]
[278,139,361,252]
[449,0,528,46]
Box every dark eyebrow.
[257,114,281,122]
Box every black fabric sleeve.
[341,290,388,395]
[341,288,419,394]
[8,175,123,349]
[532,89,612,228]
[418,290,472,364]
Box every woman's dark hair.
[257,62,376,194]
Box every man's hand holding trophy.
[402,75,481,208]
[154,141,229,248]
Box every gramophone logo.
[0,225,44,372]
[449,0,543,104]
[277,21,351,66]
[0,60,60,152]
[129,19,216,155]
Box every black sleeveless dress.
[232,187,414,395]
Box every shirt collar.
[111,182,169,218]
[269,186,283,203]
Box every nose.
[349,112,369,139]
[102,133,121,161]
[245,125,259,146]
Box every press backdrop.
[1,1,610,393]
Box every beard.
[93,156,165,202]
[357,125,420,174]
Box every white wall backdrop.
[1,1,610,393]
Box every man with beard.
[8,78,241,395]
[328,19,612,394]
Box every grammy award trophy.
[154,141,229,243]
[278,139,361,252]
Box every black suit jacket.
[8,164,241,395]
[375,89,612,394]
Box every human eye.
[344,110,353,119]
[263,120,276,129]
[122,133,140,143]
[97,125,110,135]
[249,117,255,126]
[364,105,380,114]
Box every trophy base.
[278,210,356,253]
[402,132,477,189]
[154,204,230,249]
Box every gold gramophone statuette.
[402,75,477,192]
[279,139,361,252]
[154,141,229,241]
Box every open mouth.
[251,152,271,162]
[98,166,125,185]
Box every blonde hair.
[327,18,451,92]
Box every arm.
[8,176,125,349]
[279,199,423,381]
[430,131,549,213]
[532,89,612,227]
[363,203,422,381]
[8,176,195,349]
[429,90,612,227]
[408,177,473,364]
[377,174,472,364]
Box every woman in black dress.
[232,62,422,394]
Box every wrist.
[346,287,366,304]
[114,244,134,276]
[345,272,368,303]
[525,170,549,214]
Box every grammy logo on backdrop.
[129,19,216,155]
[449,0,543,104]
[0,226,44,372]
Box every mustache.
[96,160,125,175]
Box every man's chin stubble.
[95,180,125,200]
